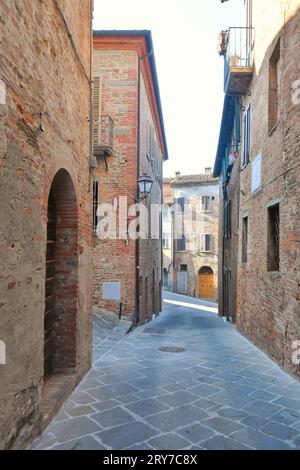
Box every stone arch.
[44,168,78,380]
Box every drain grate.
[143,328,166,335]
[159,346,186,353]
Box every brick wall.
[138,72,163,323]
[92,48,138,318]
[92,37,164,324]
[0,0,93,448]
[236,1,300,378]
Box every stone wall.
[163,179,219,300]
[0,0,93,449]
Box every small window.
[177,197,186,213]
[176,235,186,251]
[242,216,248,263]
[93,181,99,234]
[180,264,188,272]
[202,196,212,212]
[200,234,212,252]
[243,105,251,167]
[224,201,232,238]
[269,39,281,132]
[267,204,280,272]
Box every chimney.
[175,171,181,178]
[205,167,212,175]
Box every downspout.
[135,49,154,325]
[135,55,142,325]
[89,5,93,190]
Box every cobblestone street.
[33,293,300,451]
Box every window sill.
[267,271,281,278]
[241,162,250,171]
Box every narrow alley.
[33,293,300,451]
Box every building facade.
[92,31,168,325]
[214,0,300,378]
[0,0,93,449]
[163,171,219,300]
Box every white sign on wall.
[251,153,262,193]
[103,282,121,301]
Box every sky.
[93,0,245,178]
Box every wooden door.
[198,272,215,299]
[44,193,56,379]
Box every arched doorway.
[44,169,78,381]
[198,266,215,300]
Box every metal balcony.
[93,115,115,157]
[220,27,254,95]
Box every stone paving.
[33,293,300,450]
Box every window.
[180,264,188,272]
[93,181,99,234]
[224,201,232,238]
[177,197,185,212]
[243,105,251,167]
[202,196,212,212]
[242,216,248,263]
[267,204,280,272]
[93,76,101,146]
[176,235,186,251]
[200,234,212,252]
[269,39,281,132]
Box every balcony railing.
[221,27,254,95]
[93,115,115,157]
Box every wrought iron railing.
[222,27,254,90]
[93,115,114,150]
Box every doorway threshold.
[41,374,77,430]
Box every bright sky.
[93,0,245,178]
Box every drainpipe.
[135,55,141,325]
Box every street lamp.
[137,175,153,200]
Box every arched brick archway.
[44,169,78,380]
[198,266,215,300]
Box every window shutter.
[247,105,251,164]
[93,76,101,147]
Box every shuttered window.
[93,76,101,147]
[93,181,99,234]
[243,105,251,167]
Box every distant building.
[214,0,300,378]
[93,31,168,325]
[163,170,219,300]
